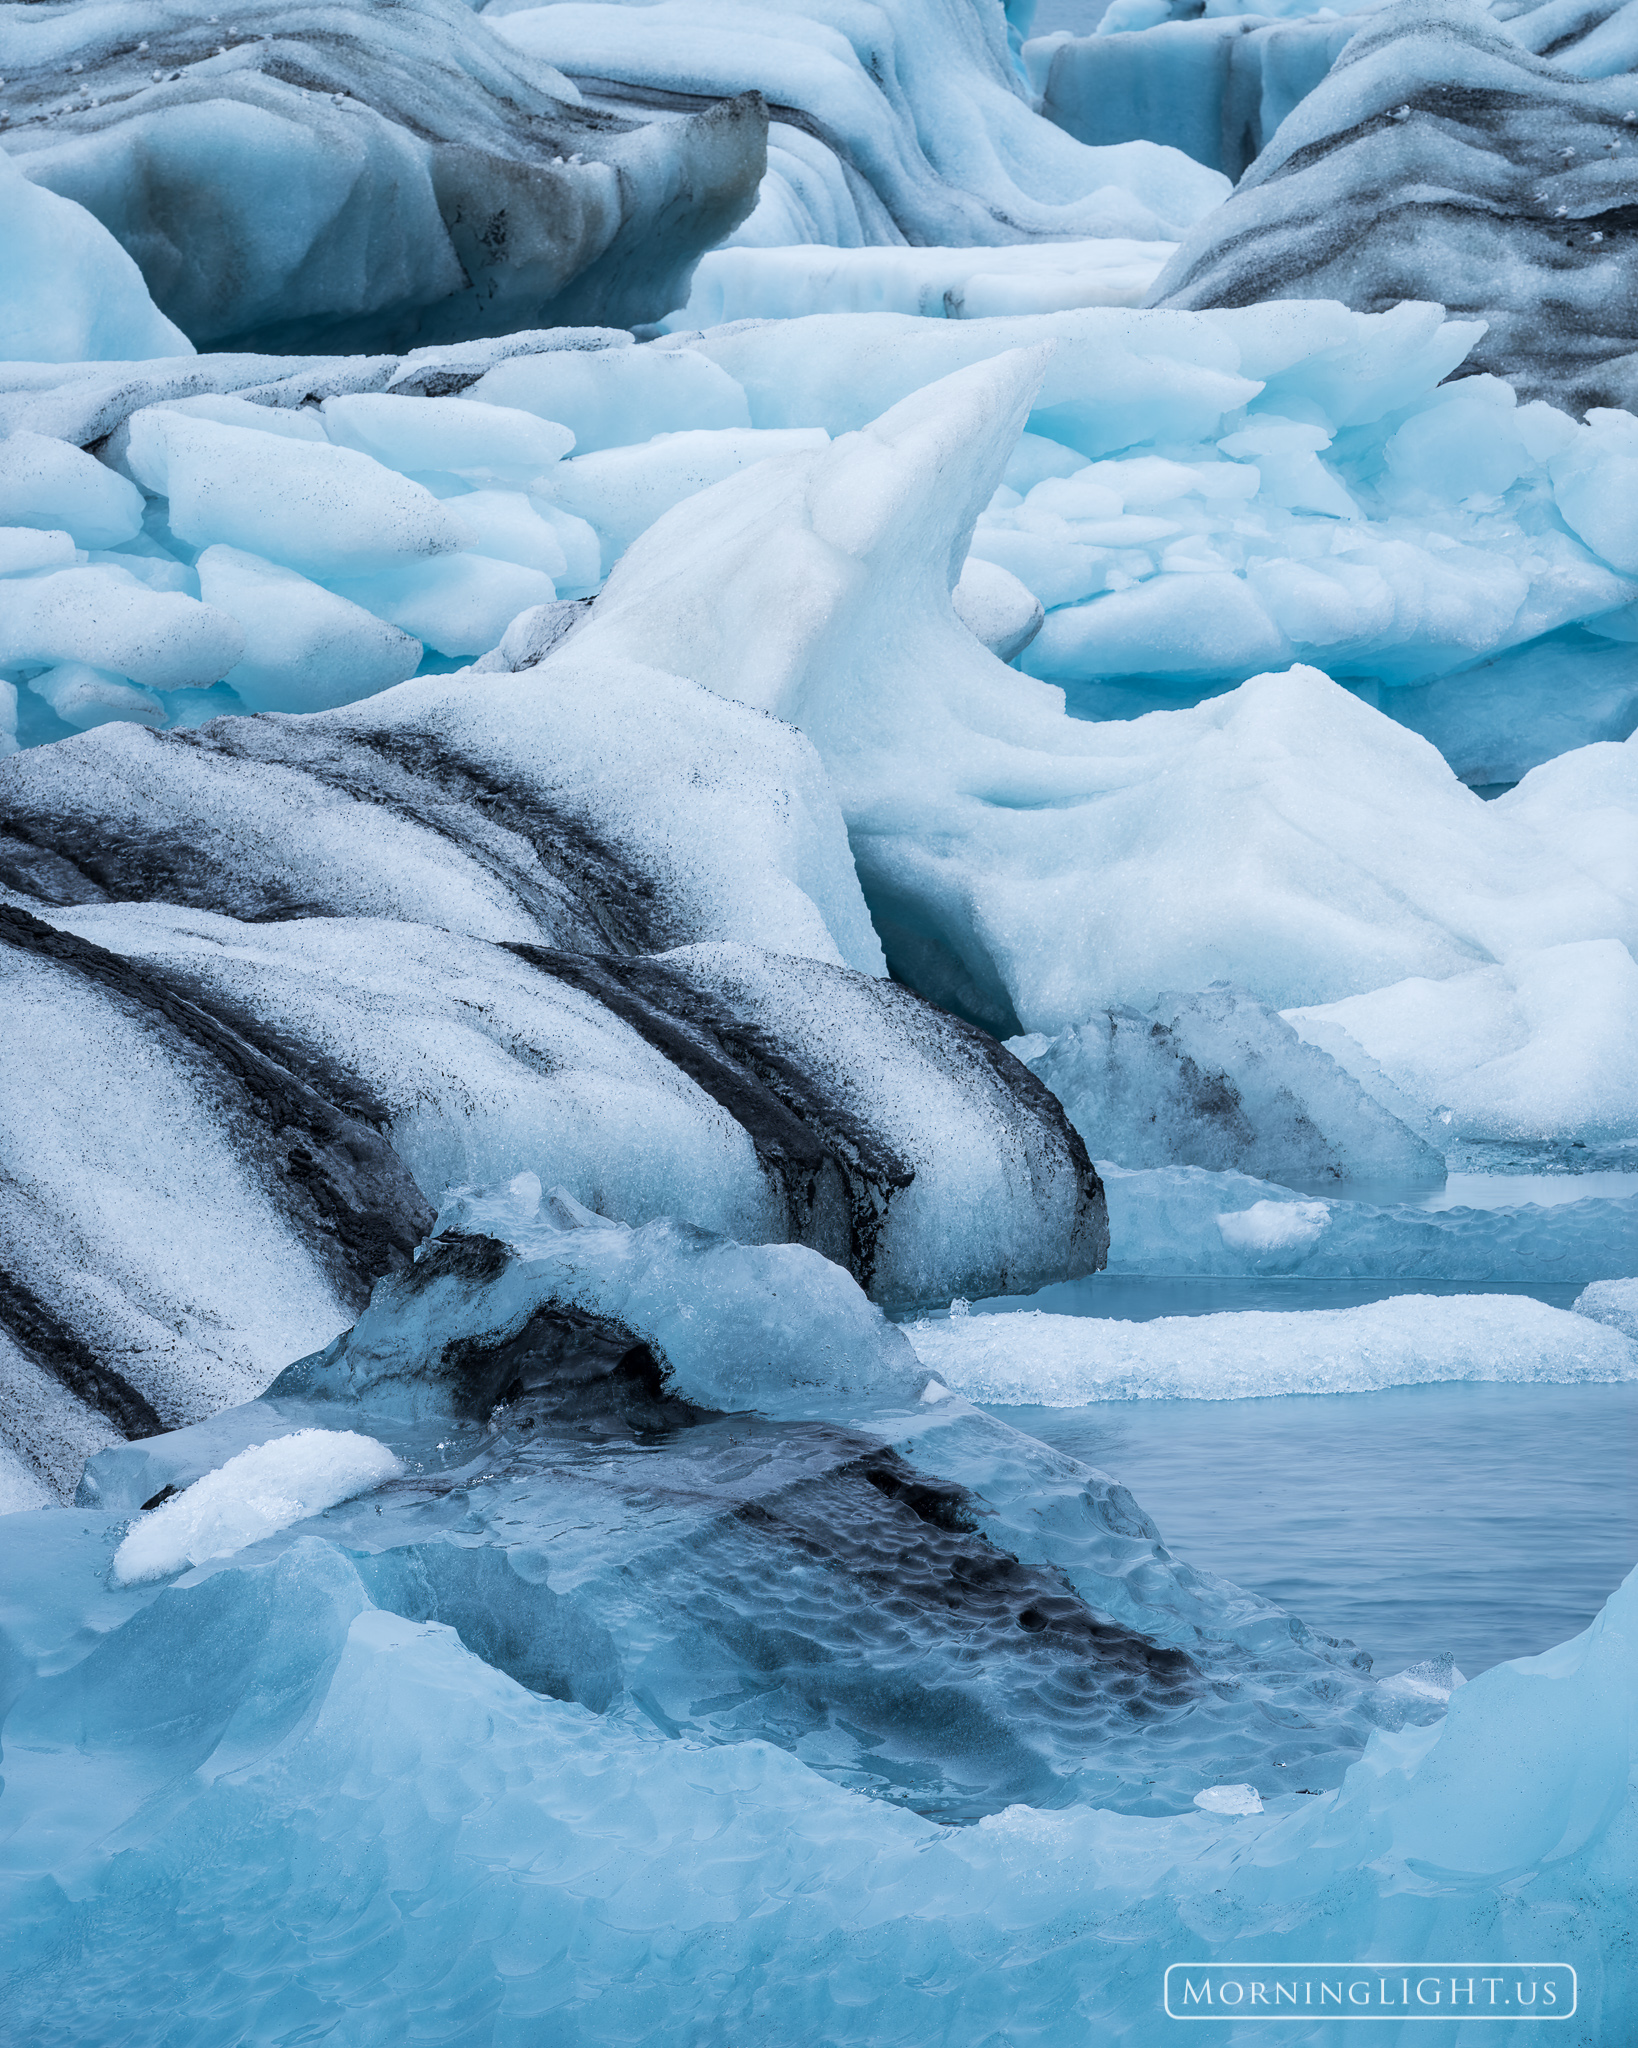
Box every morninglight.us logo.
[1163,1964,1577,2021]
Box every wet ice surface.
[985,1380,1638,1678]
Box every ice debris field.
[1,0,1636,2040]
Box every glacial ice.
[576,350,1637,1043]
[1575,1275,1638,1338]
[193,546,423,714]
[1,1367,1630,2039]
[1032,11,1361,178]
[0,144,192,363]
[0,889,1101,1470]
[1286,938,1638,1147]
[1100,1161,1638,1279]
[487,0,1232,245]
[276,1178,929,1422]
[908,1291,1638,1403]
[1,0,1634,2029]
[1010,983,1444,1184]
[124,408,475,578]
[110,1428,402,1584]
[1147,0,1638,411]
[663,237,1178,328]
[0,427,144,548]
[0,0,769,350]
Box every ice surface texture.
[1035,12,1360,180]
[1012,983,1443,1184]
[53,1219,1429,1831]
[3,1458,1631,2038]
[1148,0,1638,412]
[0,0,767,351]
[565,345,1637,1038]
[1101,1161,1638,1278]
[910,1291,1638,1401]
[0,146,190,362]
[485,0,1230,247]
[0,893,1102,1493]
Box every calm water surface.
[989,1380,1638,1678]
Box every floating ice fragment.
[1194,1783,1263,1814]
[110,1429,402,1584]
[1573,1278,1638,1341]
[1216,1198,1331,1253]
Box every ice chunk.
[1146,0,1638,411]
[543,428,831,575]
[272,1184,926,1423]
[1216,1196,1331,1252]
[194,546,423,715]
[9,904,1100,1322]
[25,664,165,733]
[1573,1278,1638,1340]
[1102,1162,1638,1279]
[409,490,570,579]
[110,1430,402,1585]
[952,557,1045,663]
[1285,941,1638,1146]
[1193,1783,1262,1814]
[319,393,576,484]
[0,145,192,362]
[568,354,1638,1041]
[664,239,1179,329]
[0,656,881,973]
[124,411,473,580]
[468,346,752,452]
[330,555,559,656]
[0,565,245,691]
[906,1292,1638,1403]
[1014,984,1443,1184]
[1551,409,1638,576]
[0,528,80,578]
[0,430,144,550]
[0,1,766,352]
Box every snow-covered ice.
[111,1429,402,1584]
[907,1291,1638,1403]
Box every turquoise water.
[986,1379,1638,1678]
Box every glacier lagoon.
[2,0,1636,2037]
[982,1379,1638,1678]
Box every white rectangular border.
[1162,1964,1577,2021]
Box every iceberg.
[486,0,1231,246]
[1146,0,1638,412]
[1011,982,1444,1184]
[0,893,1102,1487]
[0,0,768,350]
[571,351,1638,1044]
[1286,939,1638,1148]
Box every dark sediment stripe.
[0,1266,165,1440]
[0,904,434,1312]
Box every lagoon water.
[987,1379,1638,1679]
